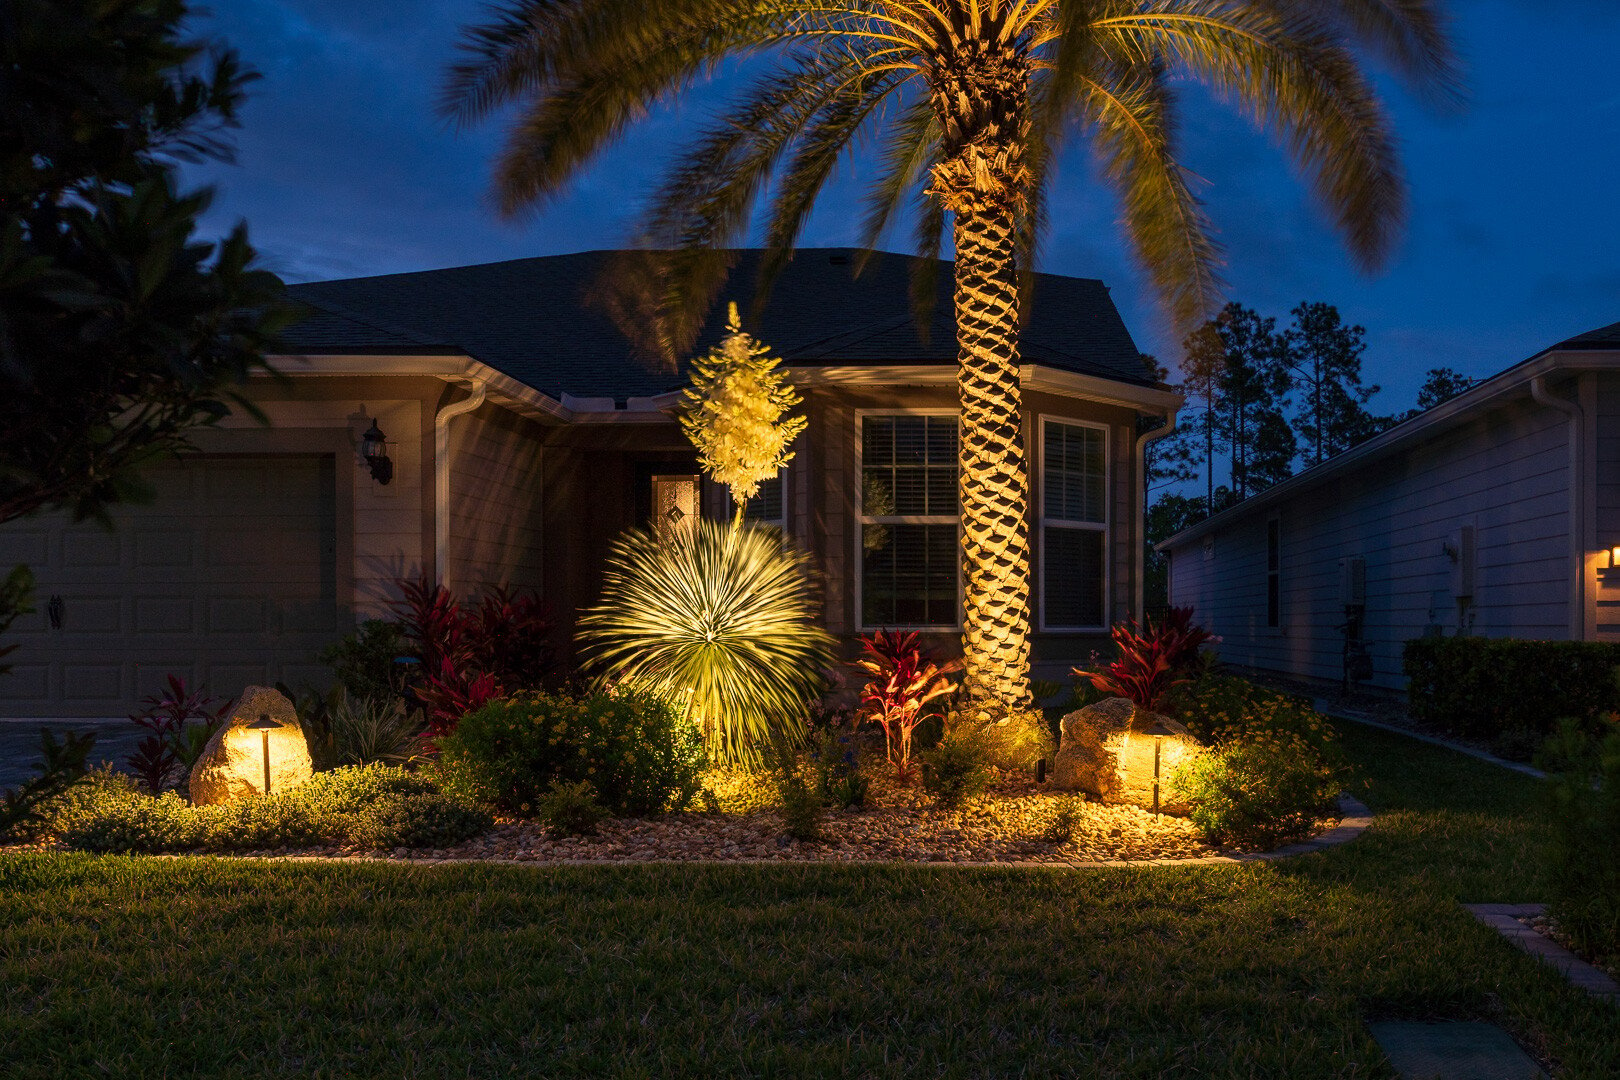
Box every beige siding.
[445,403,546,594]
[1168,388,1575,690]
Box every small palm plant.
[577,520,836,767]
[855,630,962,778]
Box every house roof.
[1158,317,1620,552]
[281,248,1152,401]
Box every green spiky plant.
[444,0,1459,715]
[577,520,837,766]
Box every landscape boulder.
[189,685,313,806]
[1051,696,1203,815]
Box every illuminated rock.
[1051,697,1203,815]
[188,686,313,806]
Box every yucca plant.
[577,520,836,766]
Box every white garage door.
[0,455,339,717]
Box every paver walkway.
[1367,1021,1545,1080]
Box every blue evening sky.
[184,1,1620,414]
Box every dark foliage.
[319,619,414,703]
[0,565,33,677]
[0,727,96,837]
[1537,718,1620,964]
[126,675,231,795]
[1073,607,1215,711]
[1403,638,1620,752]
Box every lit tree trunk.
[953,205,1032,707]
[928,43,1033,710]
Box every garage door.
[0,455,339,717]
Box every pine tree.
[1284,302,1386,465]
[1212,303,1294,499]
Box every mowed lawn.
[2,725,1617,1078]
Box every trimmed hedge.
[1403,638,1620,743]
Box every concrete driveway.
[0,719,145,792]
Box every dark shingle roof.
[282,248,1150,401]
[1556,320,1620,350]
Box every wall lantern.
[360,420,394,485]
[246,713,282,795]
[1609,546,1620,570]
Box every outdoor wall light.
[361,420,394,485]
[246,713,282,795]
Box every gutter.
[1134,410,1179,619]
[434,379,487,586]
[1529,374,1585,639]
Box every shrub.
[0,728,98,839]
[1404,638,1620,751]
[576,521,836,766]
[322,692,426,767]
[320,619,414,702]
[433,688,704,816]
[807,726,868,809]
[1043,796,1084,844]
[1175,731,1342,849]
[1163,675,1337,754]
[126,675,232,794]
[855,630,961,777]
[921,729,994,808]
[533,780,610,838]
[1072,607,1214,710]
[393,577,555,733]
[1537,718,1620,964]
[41,764,490,854]
[952,703,1053,772]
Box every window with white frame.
[860,414,958,627]
[1041,418,1107,630]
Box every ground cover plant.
[2,725,1617,1078]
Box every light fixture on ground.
[360,419,394,485]
[246,713,281,795]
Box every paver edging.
[1465,903,1619,1003]
[137,793,1373,871]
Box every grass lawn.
[2,724,1616,1078]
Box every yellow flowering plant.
[679,303,806,515]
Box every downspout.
[1530,375,1584,639]
[1134,409,1179,620]
[434,379,487,587]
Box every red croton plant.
[393,576,553,735]
[854,630,962,778]
[1073,606,1215,712]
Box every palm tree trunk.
[953,205,1033,708]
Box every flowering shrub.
[678,302,807,509]
[1175,731,1341,848]
[855,630,961,777]
[433,688,704,816]
[1072,607,1214,710]
[1164,674,1348,848]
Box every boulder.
[189,685,313,806]
[1051,697,1203,815]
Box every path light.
[246,713,281,795]
[1141,716,1182,818]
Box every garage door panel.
[134,531,195,568]
[0,454,340,716]
[61,664,123,702]
[133,598,196,634]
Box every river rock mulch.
[1518,911,1620,984]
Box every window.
[1041,419,1107,630]
[729,473,785,528]
[859,413,958,627]
[1266,515,1281,628]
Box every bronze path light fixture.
[246,713,281,795]
[361,420,394,485]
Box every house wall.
[444,400,548,595]
[1167,381,1578,690]
[1591,370,1620,637]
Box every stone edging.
[189,794,1374,872]
[1464,903,1619,1003]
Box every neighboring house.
[0,248,1177,717]
[1160,319,1620,692]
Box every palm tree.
[442,0,1457,712]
